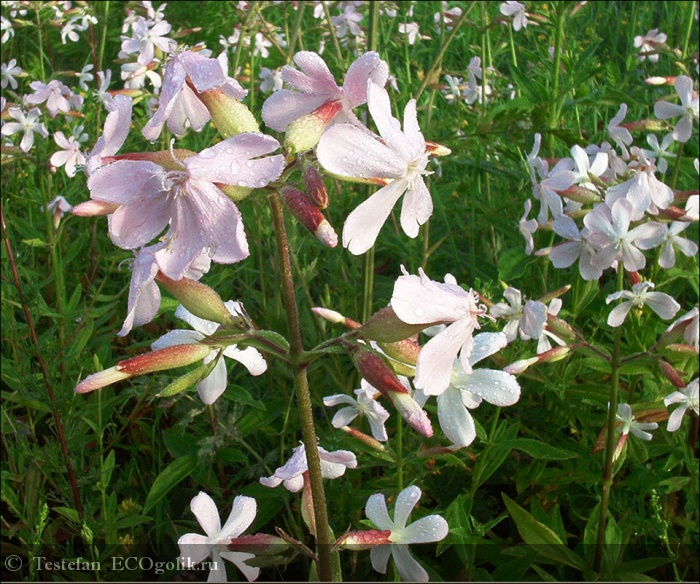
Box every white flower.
[259,67,283,94]
[1,59,22,90]
[392,267,487,396]
[317,82,435,255]
[415,333,520,449]
[366,486,449,582]
[607,104,633,152]
[519,199,538,255]
[633,29,667,63]
[665,306,699,351]
[605,281,680,327]
[500,1,528,31]
[50,131,86,177]
[654,75,698,143]
[549,214,604,281]
[151,303,267,405]
[640,133,675,173]
[1,107,49,152]
[616,403,658,441]
[324,380,391,441]
[2,16,15,44]
[25,79,83,117]
[178,492,260,582]
[259,442,357,492]
[77,64,94,91]
[664,378,699,432]
[398,22,421,45]
[42,196,73,217]
[636,220,698,269]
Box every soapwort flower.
[365,486,449,582]
[323,380,390,441]
[178,492,259,582]
[391,267,488,396]
[317,82,441,255]
[664,378,699,432]
[605,281,680,327]
[616,403,658,441]
[654,75,698,143]
[1,107,48,152]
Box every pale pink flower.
[605,169,673,220]
[261,50,388,132]
[317,82,435,254]
[120,16,174,65]
[640,133,675,173]
[1,107,48,152]
[260,442,357,492]
[569,144,608,190]
[583,199,664,272]
[398,22,421,45]
[50,131,86,177]
[519,199,538,255]
[1,59,22,90]
[616,403,657,441]
[654,75,698,143]
[500,1,528,31]
[85,94,132,176]
[178,492,260,582]
[25,79,83,117]
[391,267,487,396]
[365,486,448,583]
[120,60,162,90]
[259,67,283,94]
[42,196,73,219]
[607,103,633,152]
[637,220,698,269]
[549,214,604,281]
[664,378,698,432]
[433,3,463,33]
[605,281,680,327]
[331,5,364,39]
[152,302,267,405]
[86,133,284,280]
[633,29,667,63]
[142,50,247,140]
[666,307,699,351]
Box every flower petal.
[393,485,421,529]
[190,492,222,537]
[464,369,521,406]
[391,544,429,583]
[401,514,449,544]
[219,495,257,540]
[416,318,473,396]
[366,493,393,531]
[436,386,476,448]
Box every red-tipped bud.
[312,307,355,326]
[284,100,343,154]
[197,87,259,138]
[279,186,338,247]
[156,273,242,328]
[538,345,571,363]
[351,346,410,397]
[340,426,387,452]
[227,534,289,555]
[627,271,641,286]
[645,76,677,86]
[336,529,393,551]
[658,360,688,388]
[354,306,430,343]
[75,344,211,394]
[302,163,329,209]
[620,119,668,132]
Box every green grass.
[1,1,698,581]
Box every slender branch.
[269,193,333,582]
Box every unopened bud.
[645,76,676,86]
[219,184,253,202]
[622,119,668,132]
[301,472,316,536]
[351,345,410,397]
[378,338,420,370]
[156,273,241,327]
[312,307,350,325]
[72,200,120,216]
[425,140,452,157]
[228,534,289,555]
[658,360,686,388]
[279,186,338,247]
[337,529,393,551]
[538,345,571,363]
[302,164,329,209]
[546,315,579,342]
[388,391,433,437]
[539,285,571,304]
[558,185,601,204]
[284,100,343,154]
[198,88,259,138]
[75,344,211,394]
[504,356,539,374]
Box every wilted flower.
[324,381,391,441]
[664,378,699,432]
[259,442,357,492]
[365,486,449,582]
[605,281,680,327]
[151,302,267,404]
[318,82,437,254]
[178,492,260,582]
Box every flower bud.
[228,534,289,556]
[645,76,676,86]
[350,345,410,397]
[340,426,387,453]
[197,87,259,138]
[425,140,452,157]
[558,185,601,204]
[72,200,120,216]
[378,338,420,370]
[621,119,668,132]
[539,285,571,304]
[302,163,329,209]
[658,360,688,388]
[218,184,253,202]
[312,307,352,326]
[388,391,433,437]
[537,345,571,363]
[284,99,343,154]
[279,186,338,248]
[504,356,539,374]
[336,529,393,551]
[75,344,211,394]
[156,273,242,328]
[354,306,430,343]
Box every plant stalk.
[269,193,333,582]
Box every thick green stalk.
[594,267,624,574]
[269,194,332,582]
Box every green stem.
[269,194,332,582]
[594,267,624,574]
[547,6,567,152]
[396,413,404,491]
[322,0,344,66]
[286,0,306,60]
[680,0,696,59]
[669,140,684,191]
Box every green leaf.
[143,454,197,515]
[500,438,577,460]
[53,506,81,524]
[502,493,586,571]
[248,330,290,354]
[225,384,266,410]
[101,450,116,488]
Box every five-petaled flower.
[615,403,658,441]
[654,75,698,143]
[664,378,699,432]
[365,486,449,582]
[324,380,391,442]
[317,82,440,255]
[178,491,260,582]
[605,281,680,328]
